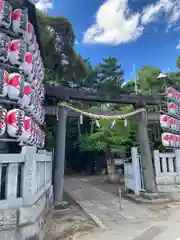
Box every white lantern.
[7,109,25,138]
[12,8,28,35]
[0,106,7,136]
[0,0,12,29]
[0,69,8,97]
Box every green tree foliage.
[96,57,124,94]
[176,56,180,69]
[37,10,88,86]
[137,66,162,95]
[121,80,135,93]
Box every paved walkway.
[64,177,180,240]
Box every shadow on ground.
[45,192,97,240]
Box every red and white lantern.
[160,114,170,129]
[12,8,28,35]
[20,52,33,75]
[9,40,27,66]
[168,102,178,116]
[0,0,12,29]
[8,73,24,101]
[0,33,10,62]
[26,22,34,43]
[20,116,32,142]
[28,34,37,53]
[37,128,45,149]
[0,106,7,136]
[20,82,32,108]
[0,69,8,97]
[169,134,175,147]
[161,132,171,147]
[7,109,25,138]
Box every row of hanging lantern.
[161,132,180,148]
[160,114,180,132]
[160,83,180,147]
[0,106,45,148]
[0,70,45,124]
[166,86,180,103]
[0,0,45,148]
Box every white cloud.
[75,40,79,45]
[141,2,163,25]
[83,0,180,45]
[36,0,53,12]
[177,41,180,49]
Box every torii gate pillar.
[53,106,67,206]
[138,112,157,193]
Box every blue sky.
[36,0,180,80]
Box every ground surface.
[64,176,180,240]
[45,194,96,240]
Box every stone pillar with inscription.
[22,146,37,205]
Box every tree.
[121,80,136,93]
[176,56,180,69]
[77,104,136,181]
[37,10,88,86]
[97,57,124,94]
[137,66,162,95]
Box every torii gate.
[46,100,160,206]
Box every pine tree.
[97,57,124,94]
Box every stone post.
[53,106,67,206]
[137,112,157,193]
[22,146,37,205]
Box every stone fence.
[0,146,53,240]
[153,150,180,193]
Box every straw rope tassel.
[57,102,147,120]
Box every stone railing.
[153,150,180,193]
[0,146,53,240]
